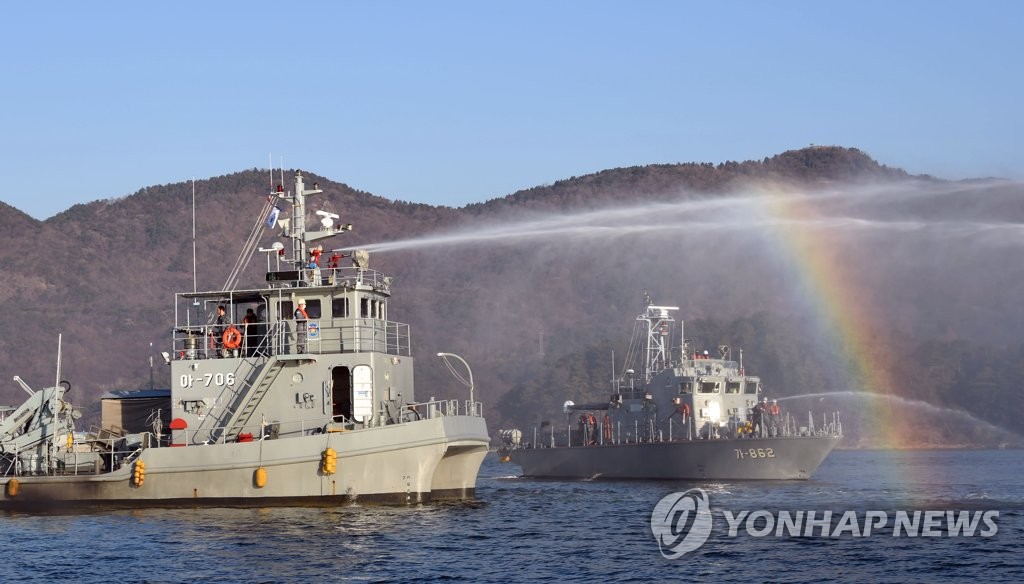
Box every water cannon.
[352,250,370,269]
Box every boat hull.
[0,415,488,511]
[509,436,840,480]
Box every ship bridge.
[171,264,409,360]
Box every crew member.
[768,399,782,437]
[751,398,767,437]
[212,305,227,358]
[578,414,590,446]
[294,300,309,354]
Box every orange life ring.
[222,326,242,350]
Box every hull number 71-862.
[734,448,776,460]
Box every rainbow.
[751,184,906,448]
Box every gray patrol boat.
[506,295,841,480]
[0,170,489,510]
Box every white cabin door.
[352,365,373,422]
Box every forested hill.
[1,146,1021,448]
[471,146,910,211]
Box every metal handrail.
[171,319,411,359]
[518,409,843,449]
[266,266,393,290]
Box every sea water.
[2,449,1022,582]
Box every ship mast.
[273,171,350,271]
[640,302,678,382]
[283,171,316,267]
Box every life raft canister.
[222,326,242,350]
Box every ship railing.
[171,319,411,359]
[405,398,483,419]
[176,417,312,445]
[681,358,740,372]
[518,409,842,449]
[186,408,374,444]
[265,318,410,357]
[1,430,155,477]
[170,321,282,360]
[300,319,410,356]
[267,266,393,290]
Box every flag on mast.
[266,206,281,229]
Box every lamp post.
[437,352,475,412]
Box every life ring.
[222,326,242,350]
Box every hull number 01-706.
[180,373,236,388]
[734,448,776,460]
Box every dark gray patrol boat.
[505,295,841,480]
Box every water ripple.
[1,450,1022,582]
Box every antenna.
[191,178,197,293]
[680,321,686,362]
[55,333,62,390]
[610,350,616,391]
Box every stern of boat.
[428,412,489,500]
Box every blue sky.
[2,1,1021,219]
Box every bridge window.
[332,297,349,318]
[725,382,741,394]
[744,381,759,394]
[678,381,692,394]
[698,381,720,394]
[278,300,293,318]
[305,299,322,319]
[360,298,385,319]
[281,299,321,318]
